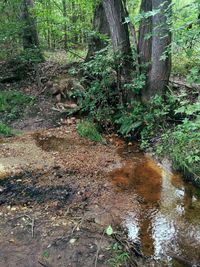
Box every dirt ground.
[0,62,142,267]
[0,125,127,267]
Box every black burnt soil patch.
[0,171,75,205]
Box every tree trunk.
[21,0,39,49]
[102,0,131,56]
[102,0,132,86]
[85,2,110,61]
[123,0,138,51]
[142,0,172,102]
[62,0,67,51]
[138,0,152,67]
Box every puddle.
[109,142,200,266]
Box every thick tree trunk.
[21,0,39,49]
[85,2,110,61]
[102,0,132,85]
[142,0,171,102]
[102,0,131,56]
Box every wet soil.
[0,124,200,267]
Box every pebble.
[69,238,76,244]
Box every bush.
[115,94,177,143]
[79,46,119,124]
[157,99,200,183]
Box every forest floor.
[0,61,200,267]
[0,61,142,267]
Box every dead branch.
[169,78,200,91]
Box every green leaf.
[106,225,113,236]
[42,250,49,258]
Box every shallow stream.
[109,141,200,266]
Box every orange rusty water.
[108,139,200,266]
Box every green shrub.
[0,123,12,136]
[115,94,177,143]
[79,46,118,124]
[79,46,142,125]
[76,120,104,142]
[0,90,34,123]
[157,99,200,183]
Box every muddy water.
[33,134,200,266]
[109,142,200,266]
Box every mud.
[0,127,200,267]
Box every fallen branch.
[169,78,200,90]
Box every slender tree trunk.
[142,0,172,102]
[71,0,78,46]
[138,0,152,67]
[21,0,39,49]
[85,2,110,61]
[62,0,67,51]
[123,0,138,50]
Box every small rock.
[0,186,5,193]
[8,239,15,244]
[69,238,76,244]
[98,254,104,260]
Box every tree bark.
[21,0,39,49]
[142,0,171,102]
[102,0,132,82]
[138,0,152,67]
[102,0,131,55]
[62,0,67,51]
[85,2,110,61]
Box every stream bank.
[0,123,200,267]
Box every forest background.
[0,0,199,185]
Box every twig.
[38,261,49,267]
[66,49,85,61]
[94,230,105,267]
[31,217,35,238]
[71,215,85,235]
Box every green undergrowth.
[117,95,200,184]
[0,90,34,136]
[107,242,130,267]
[72,47,200,185]
[0,123,12,136]
[0,90,34,122]
[156,99,200,185]
[76,120,104,142]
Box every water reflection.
[109,146,200,265]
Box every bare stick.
[94,230,105,267]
